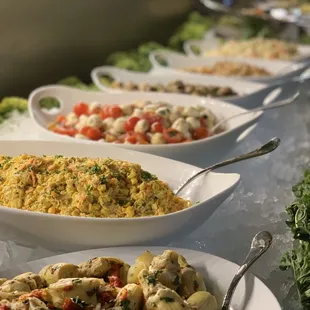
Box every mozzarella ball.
[132,108,143,118]
[65,112,78,126]
[172,118,189,133]
[89,101,101,112]
[151,133,166,144]
[113,117,127,133]
[155,107,171,119]
[186,117,200,130]
[134,119,149,133]
[86,114,102,128]
[102,117,114,130]
[120,104,133,116]
[75,115,89,131]
[182,106,200,117]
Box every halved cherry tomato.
[124,117,140,132]
[99,105,111,120]
[125,135,137,144]
[73,102,89,116]
[110,105,123,118]
[85,127,102,140]
[63,298,83,310]
[193,127,209,140]
[151,121,163,133]
[53,127,77,137]
[141,112,162,125]
[80,126,91,136]
[162,128,183,144]
[90,107,102,115]
[55,115,66,124]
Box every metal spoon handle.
[221,231,272,310]
[175,137,280,195]
[210,91,300,134]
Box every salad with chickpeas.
[48,100,221,145]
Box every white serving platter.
[28,85,262,167]
[0,140,240,251]
[0,247,282,310]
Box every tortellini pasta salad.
[0,250,218,310]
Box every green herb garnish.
[146,275,156,285]
[120,299,130,310]
[160,297,174,303]
[90,164,101,175]
[100,176,108,185]
[141,170,156,181]
[72,279,82,284]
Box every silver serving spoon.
[210,90,299,134]
[221,231,273,310]
[174,137,280,195]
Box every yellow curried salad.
[0,250,218,310]
[204,38,299,60]
[0,155,191,218]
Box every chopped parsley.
[120,299,130,310]
[72,279,82,284]
[146,275,156,285]
[141,170,156,181]
[90,164,101,175]
[55,155,63,158]
[100,176,108,184]
[118,199,127,206]
[160,297,174,303]
[71,297,88,308]
[168,130,178,137]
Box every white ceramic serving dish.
[149,49,309,85]
[0,140,240,251]
[184,32,310,63]
[0,247,282,310]
[28,85,262,166]
[91,65,266,101]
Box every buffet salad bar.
[1,8,310,310]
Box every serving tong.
[175,137,280,196]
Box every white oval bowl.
[28,85,262,166]
[0,140,240,251]
[90,65,266,100]
[149,49,309,84]
[184,35,310,63]
[1,247,281,310]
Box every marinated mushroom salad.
[0,250,218,310]
[204,38,299,60]
[104,79,237,98]
[183,61,272,77]
[48,101,222,144]
[0,155,191,218]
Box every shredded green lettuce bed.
[281,170,310,309]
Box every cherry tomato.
[151,121,163,133]
[63,298,83,310]
[85,127,102,140]
[162,128,183,144]
[99,105,111,119]
[125,135,137,144]
[141,112,162,125]
[53,127,77,137]
[110,105,123,118]
[73,102,89,116]
[193,127,209,140]
[108,275,122,287]
[90,107,102,115]
[80,126,91,136]
[124,117,140,132]
[0,306,9,310]
[55,115,66,124]
[182,139,193,143]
